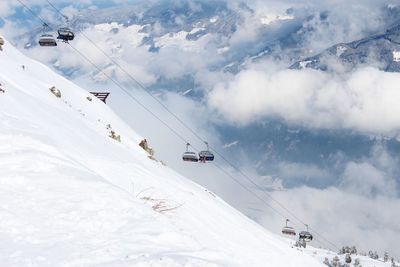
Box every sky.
[2,0,400,259]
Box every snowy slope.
[279,238,399,267]
[303,247,397,267]
[0,39,323,266]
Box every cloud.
[22,17,223,87]
[0,20,28,40]
[257,186,400,258]
[224,0,395,59]
[340,162,398,197]
[223,140,239,148]
[0,1,16,17]
[25,23,157,85]
[247,142,400,257]
[339,143,399,198]
[208,66,400,136]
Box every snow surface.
[393,51,400,62]
[0,39,324,266]
[154,31,210,52]
[299,60,312,69]
[336,45,348,57]
[302,245,398,267]
[210,17,219,23]
[260,14,294,25]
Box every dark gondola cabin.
[198,150,214,162]
[198,142,214,162]
[39,34,57,46]
[57,27,75,42]
[299,231,313,242]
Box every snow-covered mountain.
[291,23,400,72]
[0,37,329,266]
[2,35,397,267]
[6,0,400,260]
[291,5,400,72]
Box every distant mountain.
[291,8,400,72]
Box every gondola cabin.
[282,219,296,236]
[182,151,199,162]
[57,27,75,41]
[199,150,214,162]
[39,34,57,46]
[299,231,313,242]
[282,226,296,236]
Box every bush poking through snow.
[139,139,155,156]
[49,86,61,98]
[105,124,121,142]
[86,96,92,101]
[295,239,307,248]
[139,139,158,161]
[109,130,121,142]
[140,196,182,213]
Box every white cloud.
[340,162,397,197]
[0,20,27,40]
[0,1,16,17]
[223,140,239,148]
[257,186,400,258]
[208,67,400,136]
[339,144,399,198]
[248,143,400,257]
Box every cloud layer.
[208,67,400,136]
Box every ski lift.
[38,23,57,47]
[57,27,75,42]
[57,15,74,42]
[39,34,57,46]
[182,143,198,162]
[282,219,296,236]
[299,224,313,242]
[199,142,214,162]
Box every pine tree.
[391,258,398,267]
[384,252,389,262]
[331,256,340,267]
[345,253,352,263]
